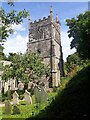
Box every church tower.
[27,7,64,88]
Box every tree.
[0,52,7,60]
[2,65,14,81]
[64,53,81,76]
[0,61,3,71]
[2,53,50,83]
[7,53,17,61]
[0,2,29,53]
[66,11,90,59]
[66,52,81,65]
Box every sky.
[1,1,88,61]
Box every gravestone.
[24,90,32,104]
[5,100,12,114]
[4,82,8,92]
[28,82,33,89]
[13,91,19,105]
[18,82,24,90]
[34,85,41,103]
[34,85,47,103]
[39,86,48,103]
[11,79,16,90]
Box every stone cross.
[24,90,32,104]
[13,91,19,105]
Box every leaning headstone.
[34,85,41,103]
[13,91,19,105]
[39,86,48,103]
[5,100,12,114]
[24,90,32,104]
[34,84,47,103]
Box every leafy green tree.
[2,53,50,83]
[2,65,14,81]
[64,53,81,76]
[67,53,81,65]
[0,2,29,53]
[0,52,7,60]
[7,53,17,61]
[0,61,3,71]
[66,11,90,59]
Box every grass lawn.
[1,92,57,120]
[2,103,35,119]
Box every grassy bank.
[27,64,90,120]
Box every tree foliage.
[64,52,90,76]
[7,53,17,61]
[64,53,81,76]
[2,53,50,83]
[66,11,90,59]
[66,52,81,65]
[0,2,29,52]
[0,61,3,71]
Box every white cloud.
[11,24,26,31]
[63,19,66,22]
[6,24,26,35]
[4,34,28,55]
[61,31,76,61]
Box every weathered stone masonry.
[27,7,64,88]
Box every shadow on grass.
[26,64,90,120]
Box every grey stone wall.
[27,39,51,59]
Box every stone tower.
[27,7,64,88]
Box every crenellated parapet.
[29,16,51,28]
